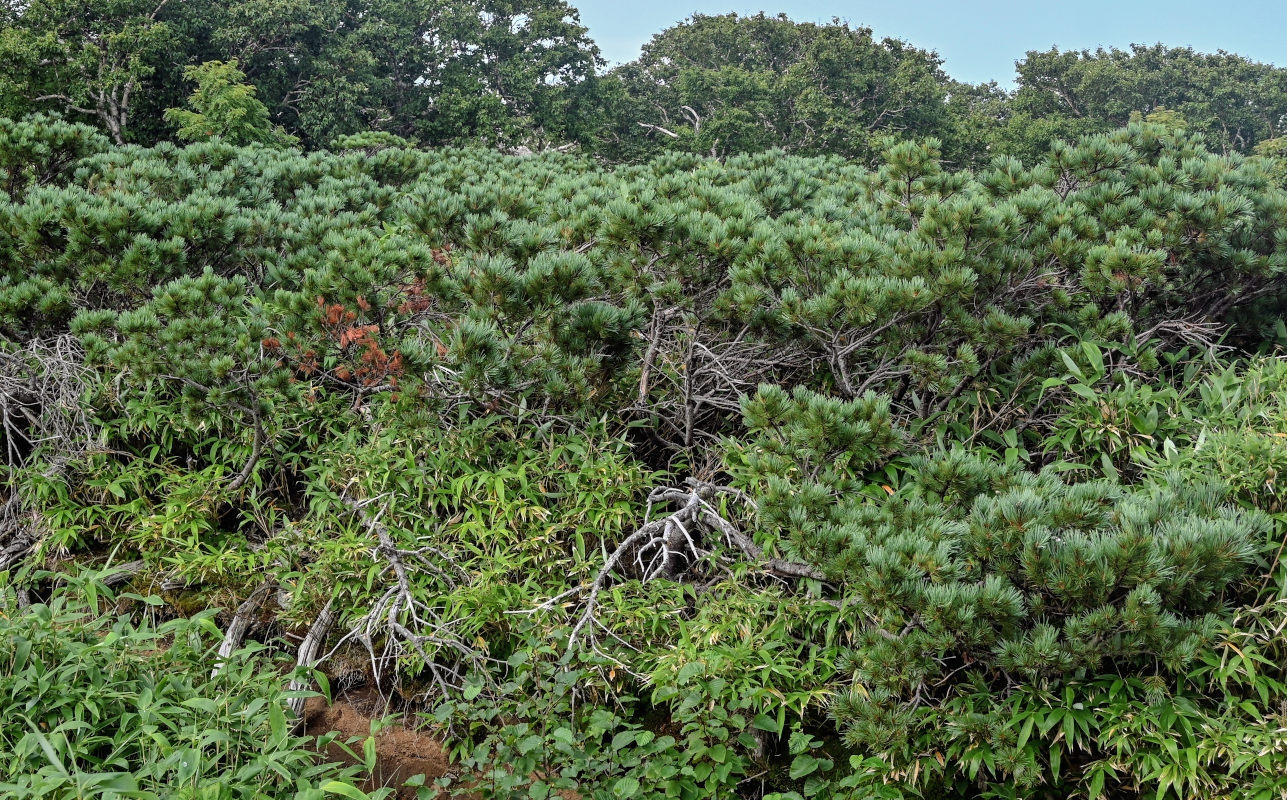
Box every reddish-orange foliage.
[290,296,410,393]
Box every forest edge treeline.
[5,3,1287,165]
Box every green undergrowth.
[0,568,391,800]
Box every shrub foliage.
[1,112,1286,799]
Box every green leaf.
[1089,768,1105,799]
[183,698,220,714]
[790,754,820,779]
[269,702,287,744]
[1080,341,1104,377]
[1069,382,1098,399]
[518,735,543,755]
[1060,350,1086,381]
[322,781,372,799]
[676,661,705,683]
[22,725,71,778]
[363,736,377,771]
[552,727,575,745]
[12,637,31,672]
[752,714,781,733]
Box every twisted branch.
[0,336,96,571]
[319,496,485,702]
[527,480,821,653]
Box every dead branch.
[527,479,821,653]
[319,496,485,703]
[1135,315,1228,353]
[101,560,145,586]
[637,122,681,139]
[631,318,811,453]
[288,595,337,731]
[0,336,97,572]
[212,582,275,679]
[680,105,702,132]
[0,335,95,471]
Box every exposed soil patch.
[304,686,454,798]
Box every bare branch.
[525,480,820,654]
[0,336,97,571]
[637,122,681,139]
[288,596,337,732]
[317,496,485,704]
[212,582,275,679]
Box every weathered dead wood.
[0,336,97,573]
[288,596,337,731]
[526,479,821,653]
[212,582,274,678]
[631,318,811,453]
[102,560,146,586]
[316,496,484,703]
[0,530,35,573]
[40,558,145,588]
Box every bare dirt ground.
[304,686,454,799]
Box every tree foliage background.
[6,4,1287,161]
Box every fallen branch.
[102,560,146,587]
[0,529,35,573]
[319,496,485,703]
[527,479,821,653]
[41,558,145,588]
[288,595,337,731]
[212,582,274,678]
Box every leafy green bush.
[1147,359,1287,515]
[430,619,842,800]
[0,569,385,799]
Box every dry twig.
[0,335,96,571]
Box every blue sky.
[574,0,1287,86]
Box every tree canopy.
[6,3,1287,163]
[164,59,297,146]
[593,13,953,162]
[999,45,1287,161]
